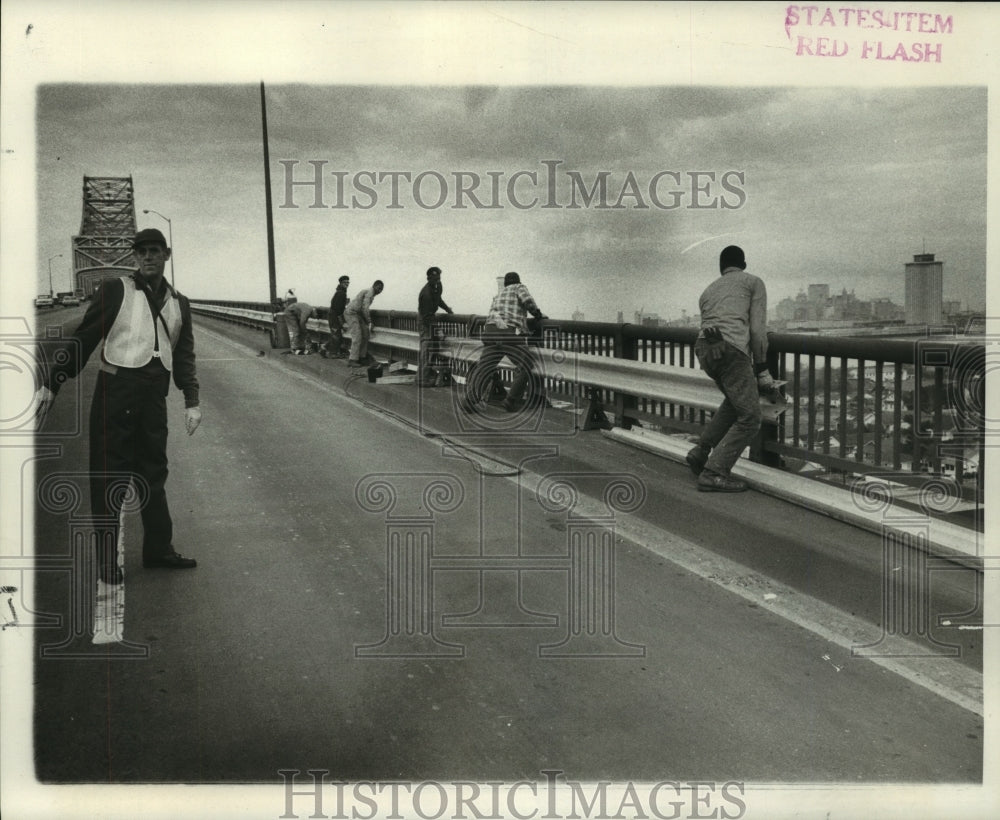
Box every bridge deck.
[23,310,985,791]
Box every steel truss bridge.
[71,176,137,296]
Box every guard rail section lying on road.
[190,300,986,514]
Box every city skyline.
[598,252,980,328]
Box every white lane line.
[516,477,983,718]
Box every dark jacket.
[330,284,349,317]
[418,280,452,321]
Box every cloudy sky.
[32,83,986,322]
[9,2,994,325]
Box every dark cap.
[338,275,350,283]
[133,228,168,249]
[426,266,442,278]
[719,245,746,273]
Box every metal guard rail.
[189,300,986,505]
[189,303,786,423]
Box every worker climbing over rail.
[686,245,776,493]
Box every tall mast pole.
[261,81,277,306]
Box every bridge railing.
[189,300,985,504]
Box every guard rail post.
[272,310,290,349]
[751,345,783,467]
[613,323,638,430]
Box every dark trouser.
[325,314,346,354]
[466,325,539,404]
[418,318,440,378]
[694,339,761,478]
[89,368,174,577]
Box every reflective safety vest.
[102,277,183,371]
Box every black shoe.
[143,551,198,569]
[99,567,124,585]
[685,445,709,476]
[697,474,747,493]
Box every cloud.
[34,84,987,319]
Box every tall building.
[904,252,943,325]
[807,284,830,304]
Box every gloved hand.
[34,385,55,428]
[756,371,782,403]
[185,406,202,436]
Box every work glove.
[34,385,55,428]
[756,371,783,404]
[185,406,202,436]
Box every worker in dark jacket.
[322,275,350,358]
[417,266,453,384]
[35,227,201,585]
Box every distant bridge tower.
[72,176,137,296]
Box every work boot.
[685,444,709,476]
[99,565,124,585]
[143,550,198,569]
[697,473,748,493]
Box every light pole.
[47,253,63,297]
[142,209,175,288]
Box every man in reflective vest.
[35,228,202,583]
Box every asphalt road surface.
[21,310,985,798]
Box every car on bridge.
[59,294,80,307]
[34,294,54,309]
